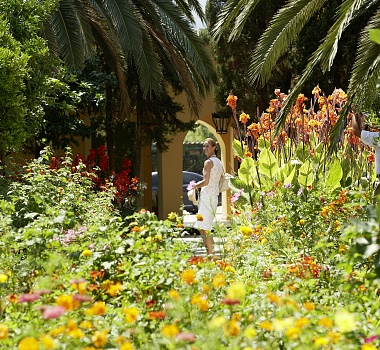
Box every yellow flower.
[295,317,309,328]
[120,342,135,350]
[180,269,196,284]
[81,249,92,257]
[197,298,209,311]
[107,281,123,296]
[212,274,226,289]
[226,281,246,300]
[286,327,300,339]
[49,326,66,337]
[0,274,8,283]
[18,337,39,350]
[209,316,227,329]
[85,301,106,316]
[196,214,204,221]
[318,316,333,328]
[327,330,341,343]
[68,328,85,339]
[244,326,257,339]
[161,324,179,338]
[169,290,180,300]
[79,320,93,329]
[338,244,347,252]
[334,310,356,333]
[202,284,210,294]
[0,324,8,340]
[40,335,55,349]
[167,212,177,220]
[313,337,329,346]
[259,320,273,331]
[272,318,294,332]
[240,226,253,237]
[266,293,281,304]
[362,344,377,350]
[56,294,79,311]
[303,302,315,311]
[123,307,140,323]
[223,319,240,336]
[91,330,108,348]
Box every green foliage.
[0,0,58,155]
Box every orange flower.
[148,311,166,319]
[226,94,238,110]
[367,152,375,162]
[239,112,250,124]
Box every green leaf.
[326,159,343,189]
[258,148,279,180]
[369,28,380,45]
[298,160,314,188]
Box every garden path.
[181,207,230,258]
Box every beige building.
[139,91,235,220]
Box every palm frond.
[249,0,326,87]
[329,7,380,148]
[81,1,130,119]
[146,24,203,116]
[50,0,86,70]
[212,0,252,42]
[153,1,216,87]
[318,0,377,71]
[229,0,264,41]
[94,0,144,61]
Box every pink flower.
[19,294,39,303]
[70,278,86,284]
[176,332,196,342]
[365,335,378,343]
[187,180,196,191]
[41,306,66,319]
[34,289,52,295]
[73,294,92,302]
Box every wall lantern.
[212,112,231,134]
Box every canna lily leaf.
[258,148,279,180]
[298,160,314,188]
[326,158,343,190]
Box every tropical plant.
[45,0,216,117]
[212,0,380,143]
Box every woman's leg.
[200,229,214,255]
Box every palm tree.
[43,0,216,174]
[213,0,380,142]
[44,0,215,116]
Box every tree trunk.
[134,85,143,178]
[105,82,115,172]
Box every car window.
[183,172,202,185]
[152,173,158,187]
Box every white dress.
[194,156,224,231]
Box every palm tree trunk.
[134,84,143,177]
[105,81,115,172]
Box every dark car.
[152,171,221,213]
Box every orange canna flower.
[226,94,238,110]
[239,112,250,124]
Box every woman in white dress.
[191,138,224,255]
